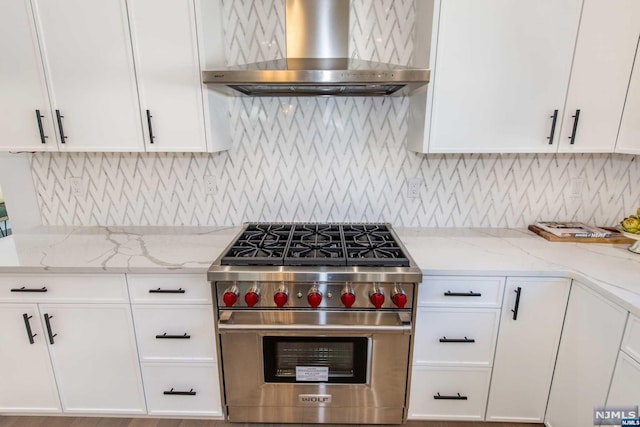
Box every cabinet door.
[545,283,628,427]
[428,0,582,153]
[39,304,146,414]
[606,351,640,409]
[0,304,60,413]
[32,0,144,152]
[558,0,640,153]
[0,0,57,151]
[617,39,640,155]
[486,277,570,422]
[128,0,208,152]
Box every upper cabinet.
[409,0,640,154]
[127,0,209,152]
[33,0,144,152]
[0,0,58,151]
[616,39,640,155]
[0,0,227,153]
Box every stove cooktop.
[220,223,410,267]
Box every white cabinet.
[0,304,61,413]
[617,40,640,155]
[546,283,628,427]
[0,274,146,415]
[558,0,640,153]
[411,0,640,154]
[128,274,222,418]
[32,0,144,152]
[127,0,209,152]
[417,0,582,153]
[486,277,570,423]
[39,303,146,414]
[606,351,640,409]
[0,0,58,151]
[408,275,504,420]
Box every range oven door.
[217,310,412,424]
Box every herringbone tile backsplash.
[28,0,640,228]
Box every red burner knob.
[370,292,385,309]
[222,291,238,307]
[341,292,356,308]
[244,291,260,307]
[307,291,322,308]
[274,291,288,308]
[392,293,407,308]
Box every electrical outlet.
[204,175,217,195]
[407,178,422,199]
[69,177,84,197]
[569,178,585,198]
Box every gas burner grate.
[221,223,409,267]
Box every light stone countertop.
[0,225,639,316]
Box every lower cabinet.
[545,283,628,427]
[128,274,222,418]
[409,366,491,420]
[486,277,570,422]
[0,274,146,415]
[606,352,640,408]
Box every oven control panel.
[214,281,414,310]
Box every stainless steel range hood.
[202,0,430,97]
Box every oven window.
[263,337,368,384]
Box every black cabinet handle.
[43,313,57,344]
[35,110,48,144]
[440,336,475,343]
[23,313,37,345]
[149,288,185,294]
[547,109,558,145]
[444,291,481,297]
[163,388,196,396]
[511,287,522,320]
[55,110,67,143]
[568,109,580,145]
[11,286,47,293]
[155,333,191,339]
[146,110,155,144]
[434,393,467,401]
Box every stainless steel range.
[207,223,422,424]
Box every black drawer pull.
[434,393,467,400]
[146,110,155,144]
[149,288,185,294]
[568,109,581,144]
[444,291,481,297]
[43,313,57,345]
[35,110,48,144]
[512,286,522,320]
[11,286,47,293]
[440,336,475,343]
[547,109,559,145]
[23,314,37,344]
[156,333,191,339]
[163,388,196,396]
[55,110,67,143]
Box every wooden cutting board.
[528,225,635,243]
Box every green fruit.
[622,217,640,233]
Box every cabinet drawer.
[413,308,500,367]
[132,305,216,362]
[622,314,640,364]
[0,274,128,303]
[128,274,211,304]
[418,276,505,308]
[141,363,222,417]
[408,366,491,420]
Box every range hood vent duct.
[202,0,430,97]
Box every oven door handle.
[218,323,411,333]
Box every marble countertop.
[0,225,639,315]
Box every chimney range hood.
[202,0,430,97]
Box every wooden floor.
[0,417,543,427]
